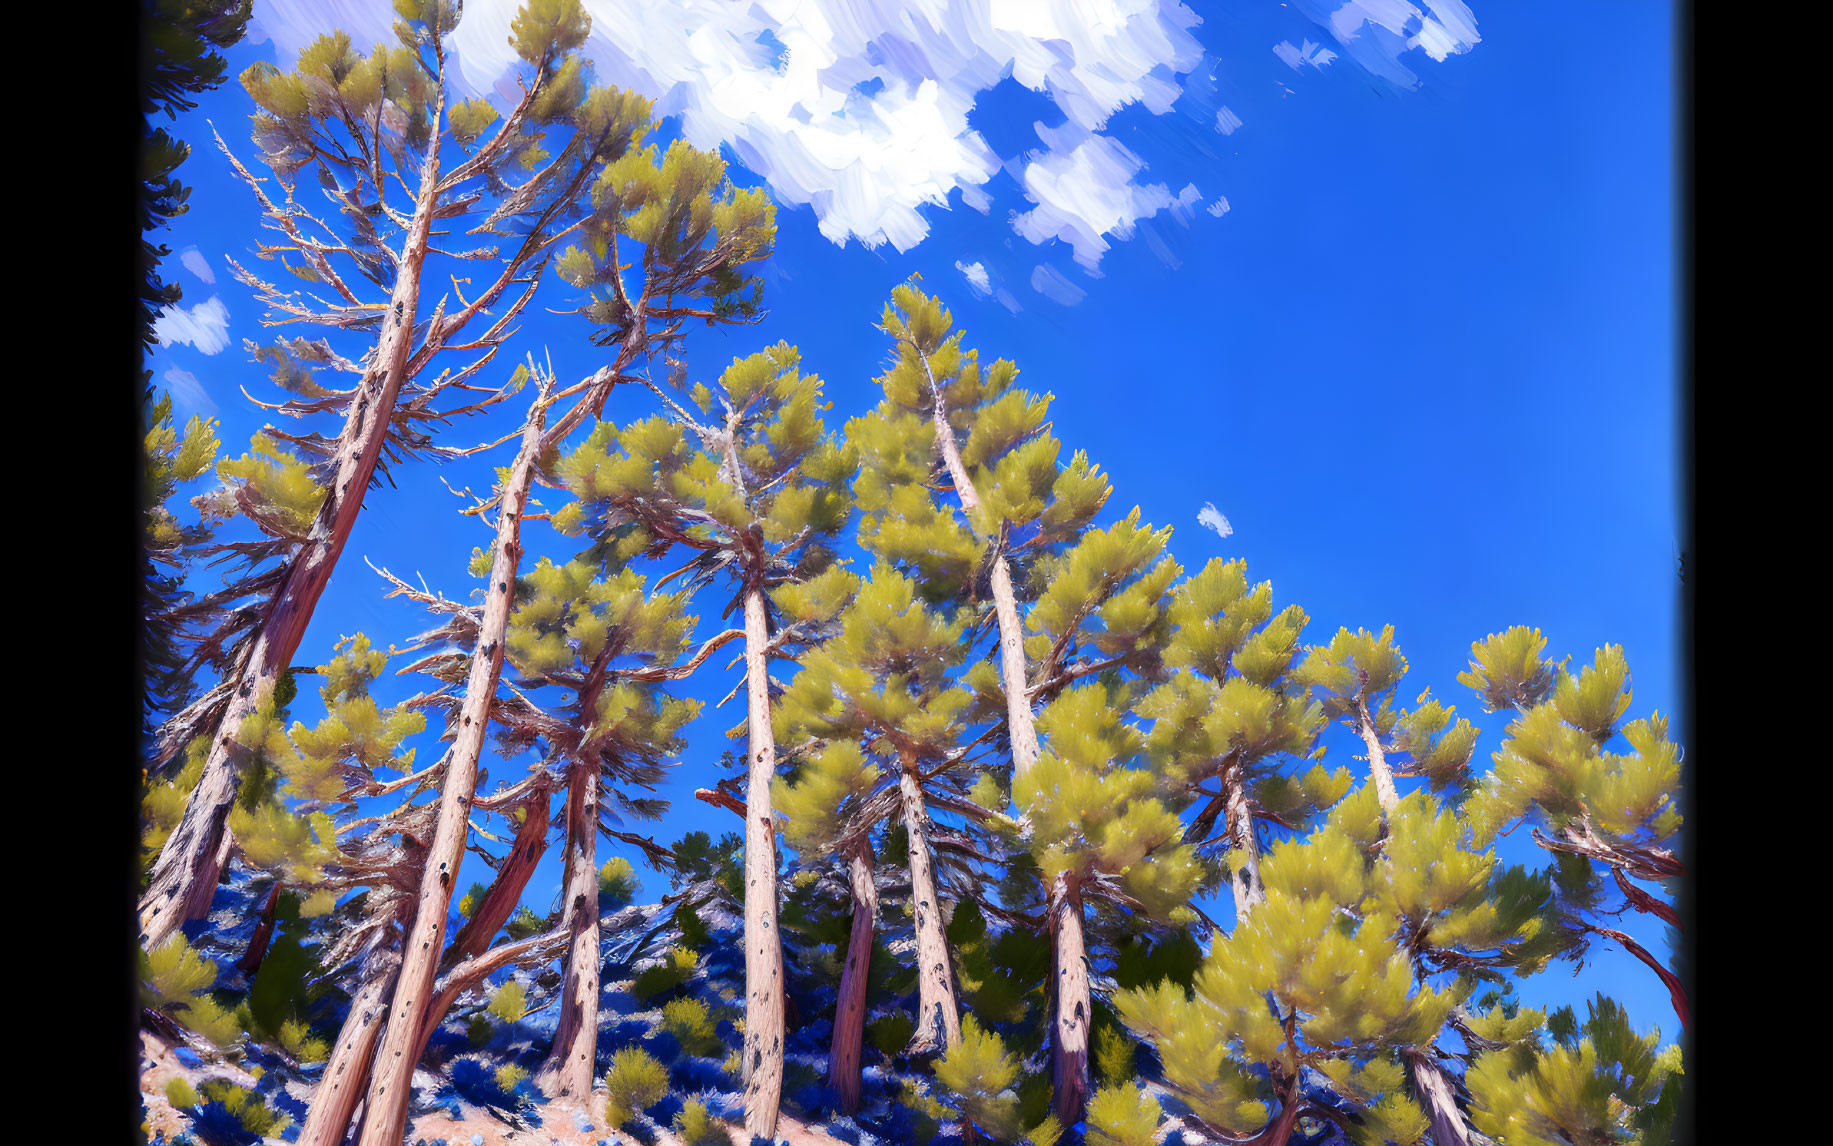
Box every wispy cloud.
[247,1,1478,277]
[1274,39,1338,71]
[1215,106,1243,136]
[153,296,231,356]
[1287,0,1480,91]
[1198,501,1234,539]
[955,260,993,298]
[163,366,217,415]
[1030,263,1087,307]
[1207,196,1232,218]
[178,247,216,285]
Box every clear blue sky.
[147,2,1682,1037]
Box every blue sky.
[147,2,1682,1038]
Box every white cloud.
[1011,124,1179,269]
[1274,39,1339,71]
[1030,263,1087,307]
[1207,196,1232,218]
[1198,501,1233,538]
[955,260,993,297]
[163,367,217,415]
[246,1,1476,270]
[1292,0,1480,90]
[250,0,1205,260]
[178,247,216,285]
[154,296,232,356]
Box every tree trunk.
[138,121,445,952]
[899,763,962,1056]
[926,378,1040,778]
[234,882,285,975]
[1403,1047,1471,1146]
[440,787,551,971]
[1049,872,1091,1128]
[1362,717,1471,1146]
[828,842,878,1114]
[298,959,395,1146]
[1355,699,1402,811]
[352,388,544,1146]
[1224,760,1265,921]
[740,584,785,1142]
[535,759,602,1101]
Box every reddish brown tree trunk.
[234,882,285,975]
[740,584,786,1141]
[899,763,962,1055]
[535,759,602,1101]
[441,789,551,971]
[351,388,544,1146]
[297,963,394,1146]
[138,113,446,952]
[828,842,878,1113]
[1050,873,1091,1128]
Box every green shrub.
[488,981,529,1024]
[495,1063,529,1092]
[661,997,724,1057]
[933,1016,1022,1140]
[1085,1083,1163,1146]
[632,946,698,1003]
[198,1080,290,1137]
[279,1017,330,1063]
[457,881,490,919]
[466,1013,495,1047]
[164,1077,199,1109]
[140,934,242,1049]
[1094,1024,1135,1087]
[599,856,640,906]
[674,902,711,951]
[675,1098,735,1146]
[866,1011,915,1057]
[604,1047,670,1126]
[504,905,546,940]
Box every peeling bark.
[899,763,962,1056]
[828,842,878,1113]
[138,111,446,952]
[1049,873,1090,1128]
[740,584,785,1141]
[535,759,602,1101]
[351,388,545,1146]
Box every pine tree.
[494,556,709,1102]
[138,0,771,949]
[1457,629,1688,1026]
[141,393,223,736]
[1135,556,1335,921]
[1114,783,1468,1146]
[1293,625,1492,1145]
[1462,993,1681,1145]
[774,561,1017,1106]
[549,340,857,1138]
[858,281,1136,1124]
